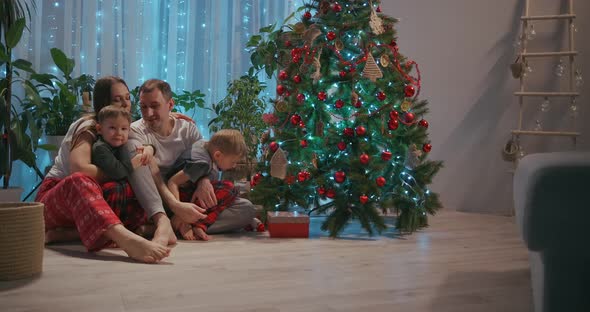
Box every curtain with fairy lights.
[11,0,302,200]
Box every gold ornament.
[275,100,288,112]
[380,54,390,67]
[335,39,344,51]
[362,53,383,82]
[401,100,412,112]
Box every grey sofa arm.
[514,151,590,251]
[513,151,590,312]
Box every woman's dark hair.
[93,76,129,114]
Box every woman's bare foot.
[105,224,170,264]
[192,227,210,241]
[152,213,177,246]
[45,228,80,243]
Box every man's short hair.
[139,79,173,101]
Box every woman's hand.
[170,112,194,123]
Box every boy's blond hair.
[206,129,247,157]
[97,105,132,124]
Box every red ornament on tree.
[337,141,347,151]
[359,195,369,204]
[404,112,415,124]
[326,31,336,41]
[332,2,342,12]
[276,85,285,95]
[339,71,347,78]
[251,173,263,187]
[290,114,301,125]
[298,171,308,182]
[296,93,305,103]
[303,11,312,19]
[269,142,279,152]
[278,70,288,80]
[381,150,392,161]
[335,99,344,109]
[343,127,354,137]
[389,110,399,119]
[359,153,370,165]
[355,126,366,136]
[377,91,386,101]
[285,40,291,47]
[354,100,362,108]
[404,85,416,97]
[376,6,381,13]
[390,40,397,47]
[317,91,327,101]
[300,139,308,148]
[334,171,346,183]
[423,143,432,153]
[376,176,386,187]
[326,189,336,198]
[285,175,296,185]
[388,119,399,130]
[318,187,326,196]
[419,119,429,129]
[292,56,300,63]
[293,75,302,83]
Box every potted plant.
[22,48,95,158]
[1,0,45,199]
[209,74,267,182]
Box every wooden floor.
[0,210,533,312]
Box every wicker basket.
[0,202,45,280]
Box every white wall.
[381,0,589,214]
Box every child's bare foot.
[179,223,195,240]
[171,215,195,240]
[192,226,210,241]
[106,224,170,264]
[45,228,80,243]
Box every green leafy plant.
[1,0,45,190]
[23,48,95,136]
[209,74,267,179]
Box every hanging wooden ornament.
[310,48,323,84]
[362,53,383,82]
[401,100,412,112]
[369,0,385,35]
[315,121,324,137]
[335,39,344,51]
[380,54,390,67]
[270,147,288,179]
[351,90,359,106]
[303,24,322,46]
[404,144,423,169]
[312,153,318,169]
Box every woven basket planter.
[0,202,45,280]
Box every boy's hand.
[136,145,155,166]
[193,177,217,208]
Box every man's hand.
[192,177,217,209]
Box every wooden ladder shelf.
[512,0,581,156]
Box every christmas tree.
[247,0,443,237]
